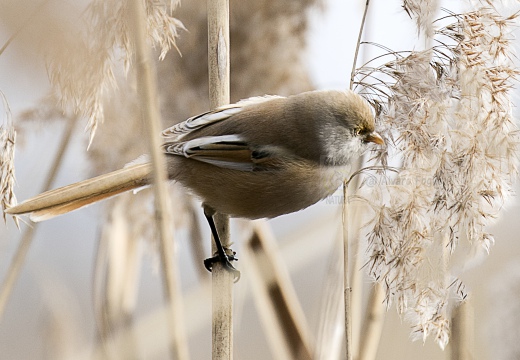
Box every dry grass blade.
[243,221,313,360]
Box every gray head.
[315,90,383,166]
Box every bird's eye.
[356,128,367,136]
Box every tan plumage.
[5,90,383,222]
[7,163,152,221]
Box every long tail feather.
[6,163,153,222]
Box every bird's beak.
[363,132,385,145]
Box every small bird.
[6,89,383,275]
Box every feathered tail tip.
[6,163,153,222]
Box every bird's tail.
[5,163,153,222]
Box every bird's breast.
[168,156,349,219]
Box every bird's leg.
[203,207,240,281]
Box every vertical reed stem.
[207,0,232,359]
[128,0,189,358]
[345,1,371,358]
[342,183,352,360]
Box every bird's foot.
[204,250,240,282]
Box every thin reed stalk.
[343,1,371,358]
[349,0,371,90]
[348,200,366,358]
[342,183,353,360]
[128,0,189,358]
[207,0,233,358]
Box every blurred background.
[0,0,519,359]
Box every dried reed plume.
[46,0,184,147]
[402,0,440,38]
[0,92,16,226]
[354,6,519,348]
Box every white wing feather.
[164,135,245,158]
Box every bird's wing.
[162,95,284,139]
[163,134,282,172]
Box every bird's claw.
[204,251,240,282]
